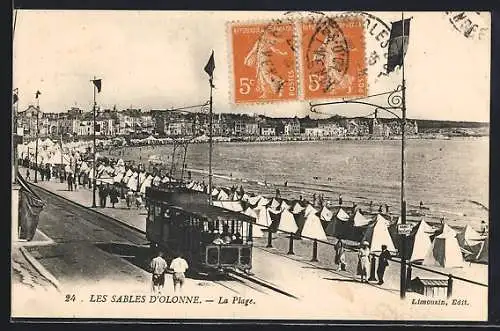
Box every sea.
[106,137,489,230]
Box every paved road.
[16,179,487,320]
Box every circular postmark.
[305,16,350,94]
[345,11,391,81]
[445,11,489,41]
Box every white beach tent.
[410,221,433,262]
[361,217,396,252]
[336,208,350,222]
[353,210,371,227]
[231,191,241,201]
[423,230,464,268]
[292,202,305,214]
[242,207,264,238]
[247,195,262,206]
[456,224,484,249]
[320,206,333,222]
[258,197,270,206]
[217,189,230,201]
[270,198,280,210]
[304,204,318,218]
[374,214,391,227]
[475,236,488,264]
[280,201,290,212]
[253,205,271,227]
[278,209,299,234]
[301,213,327,241]
[140,175,153,194]
[211,188,219,196]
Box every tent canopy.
[362,219,396,252]
[300,214,327,241]
[423,231,464,268]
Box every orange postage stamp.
[300,15,367,100]
[230,21,298,104]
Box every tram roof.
[146,187,256,223]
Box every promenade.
[24,171,487,320]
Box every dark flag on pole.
[17,171,46,240]
[35,90,41,99]
[13,88,18,104]
[92,79,102,93]
[387,18,411,73]
[204,51,215,79]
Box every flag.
[35,90,41,99]
[92,79,102,93]
[12,89,18,104]
[204,51,215,78]
[16,172,46,241]
[387,18,411,73]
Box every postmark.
[230,21,298,104]
[300,15,367,100]
[445,11,489,41]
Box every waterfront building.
[284,118,301,136]
[260,124,276,136]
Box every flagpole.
[399,11,408,300]
[208,77,213,206]
[34,95,40,183]
[92,76,97,208]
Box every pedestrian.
[26,168,30,180]
[169,251,189,292]
[126,189,134,209]
[67,172,73,191]
[377,244,391,285]
[338,194,343,206]
[480,221,487,235]
[73,170,78,191]
[109,184,119,208]
[150,251,168,295]
[334,239,346,271]
[357,241,371,283]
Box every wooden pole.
[208,79,213,205]
[34,97,40,183]
[399,11,408,299]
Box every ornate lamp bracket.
[309,85,405,121]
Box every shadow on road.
[95,242,154,274]
[323,277,359,283]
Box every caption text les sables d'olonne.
[64,294,256,306]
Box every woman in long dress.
[358,241,371,283]
[334,239,346,271]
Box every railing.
[250,214,487,298]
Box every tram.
[144,185,254,274]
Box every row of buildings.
[17,105,418,139]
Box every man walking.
[169,251,189,292]
[150,251,168,295]
[377,244,391,285]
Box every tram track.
[29,182,298,300]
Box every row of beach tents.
[187,182,488,268]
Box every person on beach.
[377,244,391,285]
[419,201,424,209]
[334,239,346,271]
[480,221,487,235]
[385,204,389,214]
[378,205,383,213]
[357,241,371,283]
[67,172,73,191]
[26,168,30,180]
[150,251,168,295]
[369,201,373,211]
[275,188,281,198]
[338,194,343,206]
[169,252,189,293]
[109,185,119,208]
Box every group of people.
[334,240,392,285]
[150,250,189,294]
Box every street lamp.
[310,83,408,298]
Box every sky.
[13,11,491,122]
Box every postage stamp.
[229,21,298,104]
[299,15,367,100]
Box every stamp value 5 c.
[300,16,367,100]
[230,22,298,104]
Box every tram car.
[145,185,254,274]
